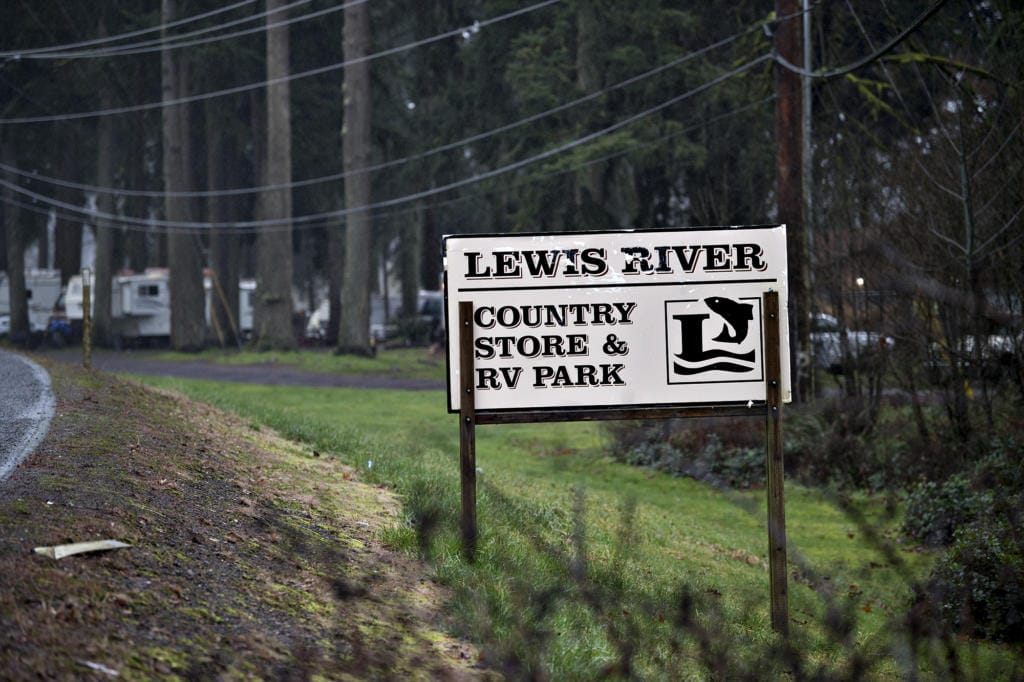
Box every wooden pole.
[458,301,478,561]
[764,290,789,636]
[775,0,808,402]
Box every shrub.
[929,517,1024,642]
[608,421,765,490]
[901,474,991,547]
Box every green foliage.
[910,440,1024,642]
[930,517,1024,642]
[619,434,765,491]
[902,475,991,547]
[135,375,1023,675]
[153,346,446,381]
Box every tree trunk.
[163,0,206,352]
[400,216,420,320]
[93,82,115,348]
[338,1,373,355]
[326,217,343,346]
[206,98,241,348]
[124,69,150,273]
[255,0,296,350]
[54,124,82,285]
[419,205,440,291]
[2,144,29,345]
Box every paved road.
[0,351,56,481]
[42,349,446,391]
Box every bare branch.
[913,157,962,200]
[928,226,968,254]
[972,118,1022,179]
[976,203,1024,256]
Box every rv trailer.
[0,269,63,335]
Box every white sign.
[444,226,791,412]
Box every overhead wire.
[0,0,261,58]
[362,95,779,228]
[0,0,562,125]
[0,18,763,199]
[0,53,773,233]
[0,94,778,235]
[20,0,353,61]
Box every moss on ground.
[0,356,494,680]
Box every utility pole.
[775,0,808,402]
[802,0,814,398]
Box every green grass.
[151,346,448,381]
[133,376,1017,679]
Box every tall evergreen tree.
[163,0,206,351]
[256,0,296,350]
[1,144,29,345]
[337,1,373,356]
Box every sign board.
[444,225,791,413]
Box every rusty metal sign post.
[447,227,791,635]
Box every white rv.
[0,269,63,334]
[110,269,172,343]
[64,269,255,346]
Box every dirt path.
[40,348,446,390]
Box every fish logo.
[705,296,753,344]
[665,296,759,381]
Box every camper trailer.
[0,269,63,335]
[110,269,172,344]
[63,269,255,346]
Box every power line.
[1,94,777,235]
[0,20,760,199]
[21,0,353,61]
[364,95,779,228]
[0,0,261,58]
[774,0,948,79]
[0,54,771,233]
[0,0,561,126]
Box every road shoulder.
[0,358,492,679]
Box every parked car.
[810,313,893,373]
[0,313,9,337]
[305,289,444,345]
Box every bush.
[902,474,992,547]
[611,424,765,490]
[929,517,1024,642]
[911,440,1024,642]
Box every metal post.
[81,268,92,370]
[764,291,789,636]
[458,301,478,561]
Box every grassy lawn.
[152,346,448,381]
[134,376,1015,679]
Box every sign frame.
[444,226,790,636]
[443,225,791,415]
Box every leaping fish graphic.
[704,296,753,344]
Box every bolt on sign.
[444,225,791,413]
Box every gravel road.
[0,351,56,481]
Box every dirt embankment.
[0,357,493,680]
